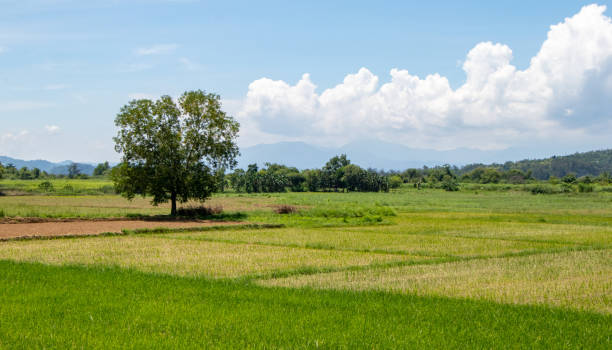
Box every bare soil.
[0,220,240,240]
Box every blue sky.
[1,0,611,162]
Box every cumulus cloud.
[1,130,29,142]
[44,125,60,134]
[238,4,612,150]
[135,44,178,56]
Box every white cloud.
[135,44,178,56]
[44,125,60,134]
[1,130,29,142]
[0,100,52,112]
[238,4,612,150]
[178,57,203,71]
[127,92,157,100]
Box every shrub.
[562,173,577,184]
[176,205,223,217]
[275,205,298,214]
[529,184,556,195]
[441,175,459,191]
[548,176,560,185]
[38,181,54,192]
[389,175,403,189]
[578,183,594,193]
[561,183,575,193]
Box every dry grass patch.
[261,249,612,314]
[334,214,612,246]
[163,227,564,257]
[0,236,428,278]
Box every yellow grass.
[162,227,565,258]
[260,249,612,314]
[0,235,428,278]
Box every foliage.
[578,183,594,193]
[112,90,239,215]
[93,161,111,176]
[441,175,459,191]
[228,156,389,193]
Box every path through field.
[0,220,240,240]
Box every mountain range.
[235,141,587,170]
[2,140,610,175]
[0,156,95,175]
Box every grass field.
[0,186,610,347]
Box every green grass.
[0,178,115,195]
[1,188,611,347]
[1,261,610,349]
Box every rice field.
[0,187,610,348]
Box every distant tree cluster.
[227,155,390,193]
[0,161,114,180]
[0,162,51,180]
[93,161,111,176]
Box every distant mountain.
[460,149,612,179]
[0,156,95,175]
[236,141,581,170]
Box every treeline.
[226,155,392,193]
[459,149,612,180]
[0,161,111,180]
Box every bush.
[389,175,403,189]
[38,181,54,192]
[529,184,556,195]
[561,183,575,193]
[441,175,459,191]
[562,173,577,184]
[176,205,223,217]
[578,183,594,193]
[275,205,298,214]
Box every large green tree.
[112,90,240,215]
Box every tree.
[93,161,111,176]
[323,154,350,191]
[112,90,240,216]
[68,163,81,179]
[342,164,365,192]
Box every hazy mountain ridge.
[461,149,612,179]
[0,156,95,175]
[3,142,611,178]
[236,141,593,170]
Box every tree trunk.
[170,192,177,216]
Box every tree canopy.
[112,90,239,215]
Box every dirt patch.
[0,220,241,240]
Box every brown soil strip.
[0,220,241,240]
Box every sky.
[1,0,612,162]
